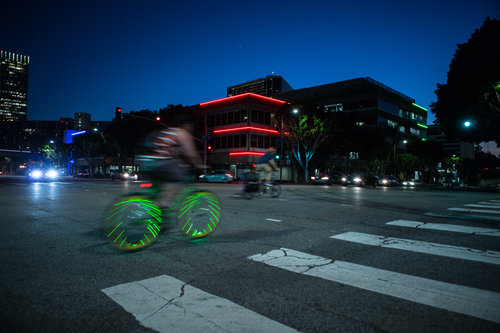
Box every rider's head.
[268,147,276,153]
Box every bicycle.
[242,171,281,199]
[103,176,222,251]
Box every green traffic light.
[464,121,471,127]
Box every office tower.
[227,75,293,97]
[0,50,29,122]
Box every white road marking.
[448,207,500,215]
[465,204,500,209]
[102,275,299,333]
[386,220,500,237]
[248,248,500,324]
[330,232,500,265]
[266,218,282,222]
[478,201,500,206]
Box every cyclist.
[256,147,279,186]
[139,113,204,208]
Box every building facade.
[194,93,287,179]
[427,125,474,159]
[0,50,29,122]
[227,75,293,98]
[276,77,428,143]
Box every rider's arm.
[268,159,278,171]
[177,129,204,168]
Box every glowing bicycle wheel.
[176,191,222,238]
[103,194,162,250]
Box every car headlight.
[353,177,362,183]
[31,170,43,179]
[321,176,329,181]
[341,177,347,182]
[382,179,388,184]
[123,172,129,178]
[46,169,58,179]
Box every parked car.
[379,175,399,186]
[198,170,233,183]
[310,173,332,185]
[342,171,379,187]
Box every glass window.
[220,136,227,149]
[227,112,233,125]
[227,135,233,148]
[251,134,257,147]
[242,110,248,122]
[258,135,264,148]
[265,112,271,125]
[216,114,221,126]
[222,113,227,126]
[251,109,258,123]
[240,134,246,148]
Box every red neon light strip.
[213,126,279,134]
[200,93,286,107]
[229,152,265,156]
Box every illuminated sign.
[64,130,86,144]
[229,151,266,156]
[213,126,280,135]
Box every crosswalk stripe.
[330,232,500,265]
[465,204,500,209]
[478,202,500,206]
[386,220,500,237]
[248,248,500,324]
[448,207,500,215]
[102,275,299,333]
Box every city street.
[1,176,500,332]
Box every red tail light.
[140,183,153,188]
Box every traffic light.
[207,145,212,150]
[156,116,161,122]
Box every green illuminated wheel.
[177,191,222,238]
[103,194,162,251]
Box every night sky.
[1,0,499,124]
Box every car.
[330,171,346,184]
[310,174,332,185]
[379,175,399,186]
[110,170,139,180]
[198,170,233,183]
[401,179,422,186]
[342,171,379,187]
[26,167,59,182]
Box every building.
[227,75,293,98]
[74,112,91,130]
[194,93,288,179]
[276,77,428,143]
[0,50,29,122]
[427,125,474,159]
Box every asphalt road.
[1,176,499,332]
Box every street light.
[463,121,471,127]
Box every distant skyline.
[1,0,499,125]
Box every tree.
[432,17,500,144]
[280,102,327,182]
[72,133,105,176]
